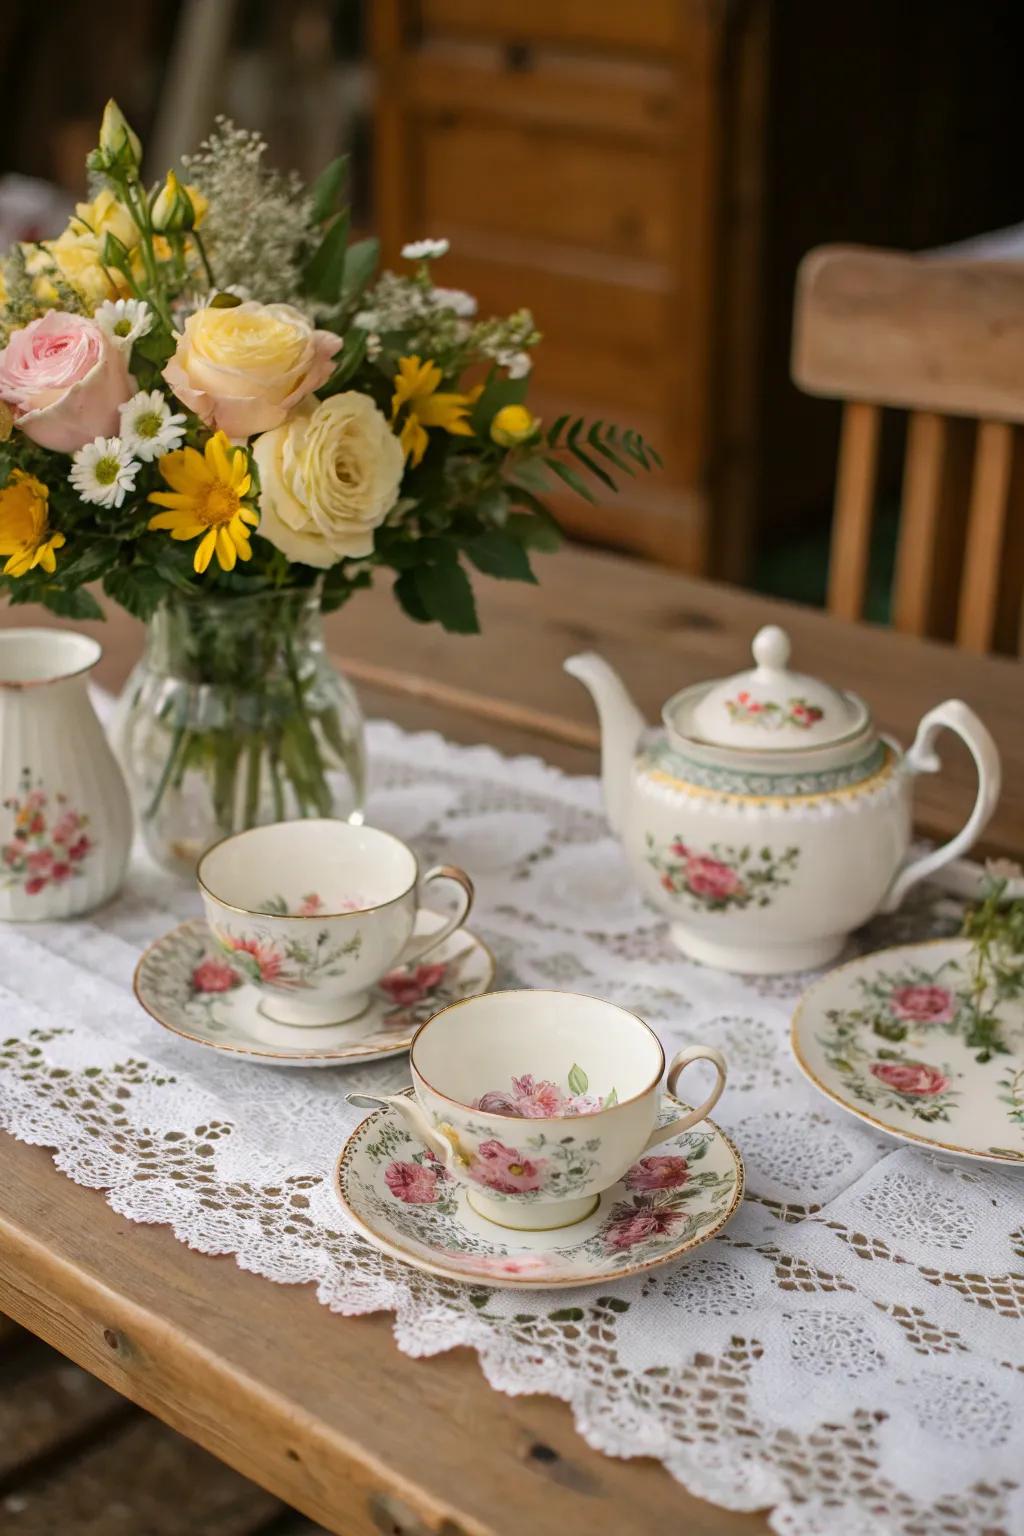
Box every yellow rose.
[163,300,342,439]
[69,188,139,250]
[150,171,207,233]
[24,231,126,308]
[253,392,405,568]
[490,403,539,447]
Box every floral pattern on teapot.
[645,834,800,913]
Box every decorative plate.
[134,912,495,1068]
[791,938,1024,1164]
[334,1091,744,1289]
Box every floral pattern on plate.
[1,768,93,896]
[336,1091,743,1288]
[134,915,495,1067]
[645,834,800,913]
[792,938,1024,1163]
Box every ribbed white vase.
[0,629,132,921]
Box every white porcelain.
[134,911,495,1067]
[0,629,132,921]
[335,1089,744,1288]
[197,819,474,1026]
[565,626,1001,975]
[792,937,1024,1165]
[348,989,727,1231]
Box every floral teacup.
[197,819,473,1026]
[349,989,727,1230]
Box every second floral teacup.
[197,819,473,1026]
[349,989,727,1230]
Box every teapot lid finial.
[664,622,870,754]
[752,625,791,675]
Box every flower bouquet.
[0,101,659,872]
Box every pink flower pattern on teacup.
[470,1140,548,1195]
[888,984,956,1025]
[472,1066,612,1118]
[869,1060,950,1097]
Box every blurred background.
[2,0,1022,624]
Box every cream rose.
[253,393,404,568]
[163,300,341,440]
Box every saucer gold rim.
[334,1089,746,1290]
[133,917,496,1066]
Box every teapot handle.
[879,701,1001,913]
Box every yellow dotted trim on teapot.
[644,744,898,808]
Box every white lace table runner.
[1,719,1021,1536]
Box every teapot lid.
[665,625,870,754]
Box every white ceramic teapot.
[566,625,1001,975]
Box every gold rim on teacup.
[196,817,423,920]
[408,987,668,1119]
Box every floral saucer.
[134,912,495,1068]
[791,938,1024,1164]
[334,1091,744,1289]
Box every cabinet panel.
[421,119,674,262]
[418,0,681,54]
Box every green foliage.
[961,878,1024,1061]
[303,210,350,304]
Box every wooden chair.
[791,244,1024,655]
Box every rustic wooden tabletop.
[0,543,1021,1536]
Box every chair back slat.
[892,412,974,638]
[956,421,1015,653]
[826,402,880,621]
[792,245,1024,653]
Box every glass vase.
[112,585,366,878]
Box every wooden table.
[0,544,1021,1536]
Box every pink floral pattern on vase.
[1,769,93,896]
[645,834,800,913]
[725,691,825,730]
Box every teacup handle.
[644,1045,727,1149]
[347,1092,457,1168]
[399,864,475,966]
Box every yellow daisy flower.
[391,354,475,467]
[0,471,65,578]
[148,431,258,574]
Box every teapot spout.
[564,653,646,834]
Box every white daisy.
[69,437,140,510]
[119,390,187,462]
[94,298,153,348]
[431,285,477,318]
[401,237,449,261]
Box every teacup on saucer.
[335,1089,744,1288]
[197,819,473,1027]
[349,989,728,1231]
[133,911,495,1067]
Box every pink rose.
[687,855,742,901]
[624,1155,689,1192]
[297,892,324,916]
[604,1203,684,1252]
[192,957,241,994]
[889,984,955,1026]
[163,301,341,440]
[379,960,446,1008]
[470,1140,548,1194]
[474,1074,566,1118]
[384,1159,439,1204]
[869,1060,950,1097]
[0,311,134,453]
